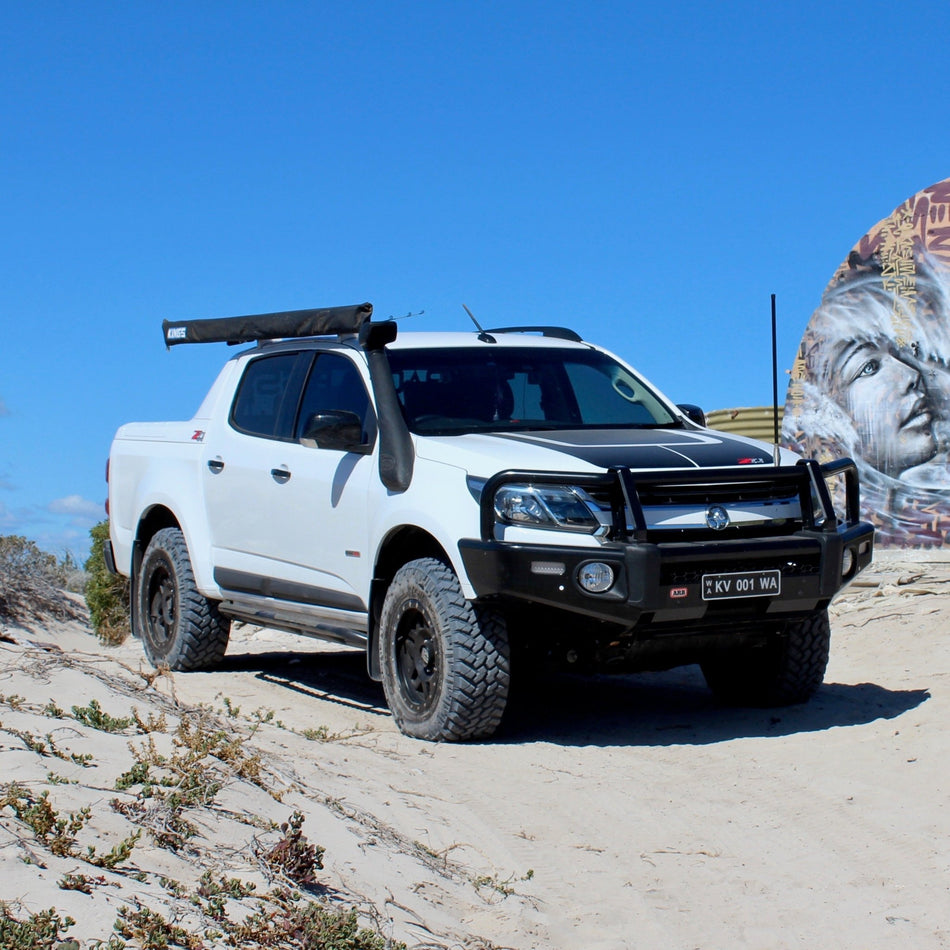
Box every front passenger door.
[264,352,376,609]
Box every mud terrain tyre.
[379,557,510,741]
[136,527,230,671]
[700,610,831,707]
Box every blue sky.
[2,0,948,560]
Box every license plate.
[702,570,781,601]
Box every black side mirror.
[677,403,706,427]
[300,410,372,453]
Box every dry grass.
[0,535,85,627]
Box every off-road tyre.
[700,610,831,707]
[379,557,510,741]
[136,527,230,671]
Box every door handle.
[271,467,291,483]
[207,458,225,474]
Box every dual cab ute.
[106,303,874,741]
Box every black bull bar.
[459,459,874,626]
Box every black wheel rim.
[394,599,440,713]
[145,558,177,651]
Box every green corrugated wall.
[706,406,784,443]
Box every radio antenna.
[463,304,484,331]
[463,304,496,343]
[771,293,780,466]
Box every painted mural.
[783,177,950,548]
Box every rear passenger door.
[203,350,308,580]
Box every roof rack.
[162,302,374,348]
[484,325,583,342]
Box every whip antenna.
[771,293,780,466]
[463,304,484,332]
[463,304,496,343]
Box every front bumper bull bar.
[458,459,874,628]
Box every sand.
[1,556,947,949]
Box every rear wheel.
[700,610,831,706]
[136,527,230,670]
[379,558,510,741]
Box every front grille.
[638,480,795,507]
[645,523,796,543]
[587,474,804,542]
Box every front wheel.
[135,527,230,671]
[379,558,510,741]
[700,610,831,707]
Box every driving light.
[531,561,566,576]
[577,561,615,593]
[494,484,605,534]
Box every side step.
[218,596,368,649]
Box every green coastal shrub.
[84,521,130,645]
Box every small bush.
[52,550,87,593]
[84,520,130,644]
[264,811,325,887]
[0,535,83,624]
[235,902,405,950]
[0,904,76,950]
[71,698,133,733]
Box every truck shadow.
[217,647,929,747]
[218,648,390,717]
[500,666,930,747]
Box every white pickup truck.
[105,303,874,741]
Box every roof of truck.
[386,329,589,349]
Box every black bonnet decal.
[494,429,772,470]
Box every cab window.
[294,353,374,443]
[230,354,300,438]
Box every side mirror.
[300,410,372,454]
[677,403,706,427]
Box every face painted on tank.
[831,338,936,477]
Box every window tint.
[388,347,676,434]
[295,353,373,441]
[230,354,300,438]
[565,362,661,426]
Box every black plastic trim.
[485,326,583,342]
[213,567,366,613]
[103,540,117,575]
[365,344,414,491]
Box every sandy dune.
[1,555,947,949]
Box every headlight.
[493,483,606,534]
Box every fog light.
[577,561,615,593]
[841,547,855,578]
